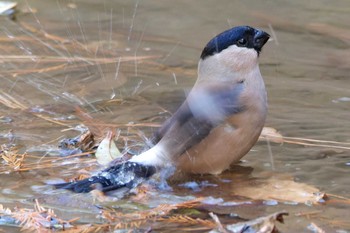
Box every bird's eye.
[237,38,247,46]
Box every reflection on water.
[0,0,349,231]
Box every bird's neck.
[197,56,260,84]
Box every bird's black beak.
[253,29,270,53]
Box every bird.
[54,25,270,193]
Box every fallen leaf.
[0,1,16,16]
[223,211,288,233]
[232,173,326,204]
[95,131,122,165]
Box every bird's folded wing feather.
[151,82,245,155]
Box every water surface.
[0,0,349,232]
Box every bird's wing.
[152,81,245,155]
[54,162,156,193]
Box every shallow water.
[0,0,349,232]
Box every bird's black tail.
[53,162,156,193]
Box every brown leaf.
[224,211,288,233]
[232,173,326,204]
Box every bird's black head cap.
[200,26,270,60]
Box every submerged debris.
[58,129,95,156]
[0,144,26,172]
[0,116,13,123]
[210,211,288,233]
[231,173,327,204]
[0,200,74,231]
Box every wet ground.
[0,0,349,232]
